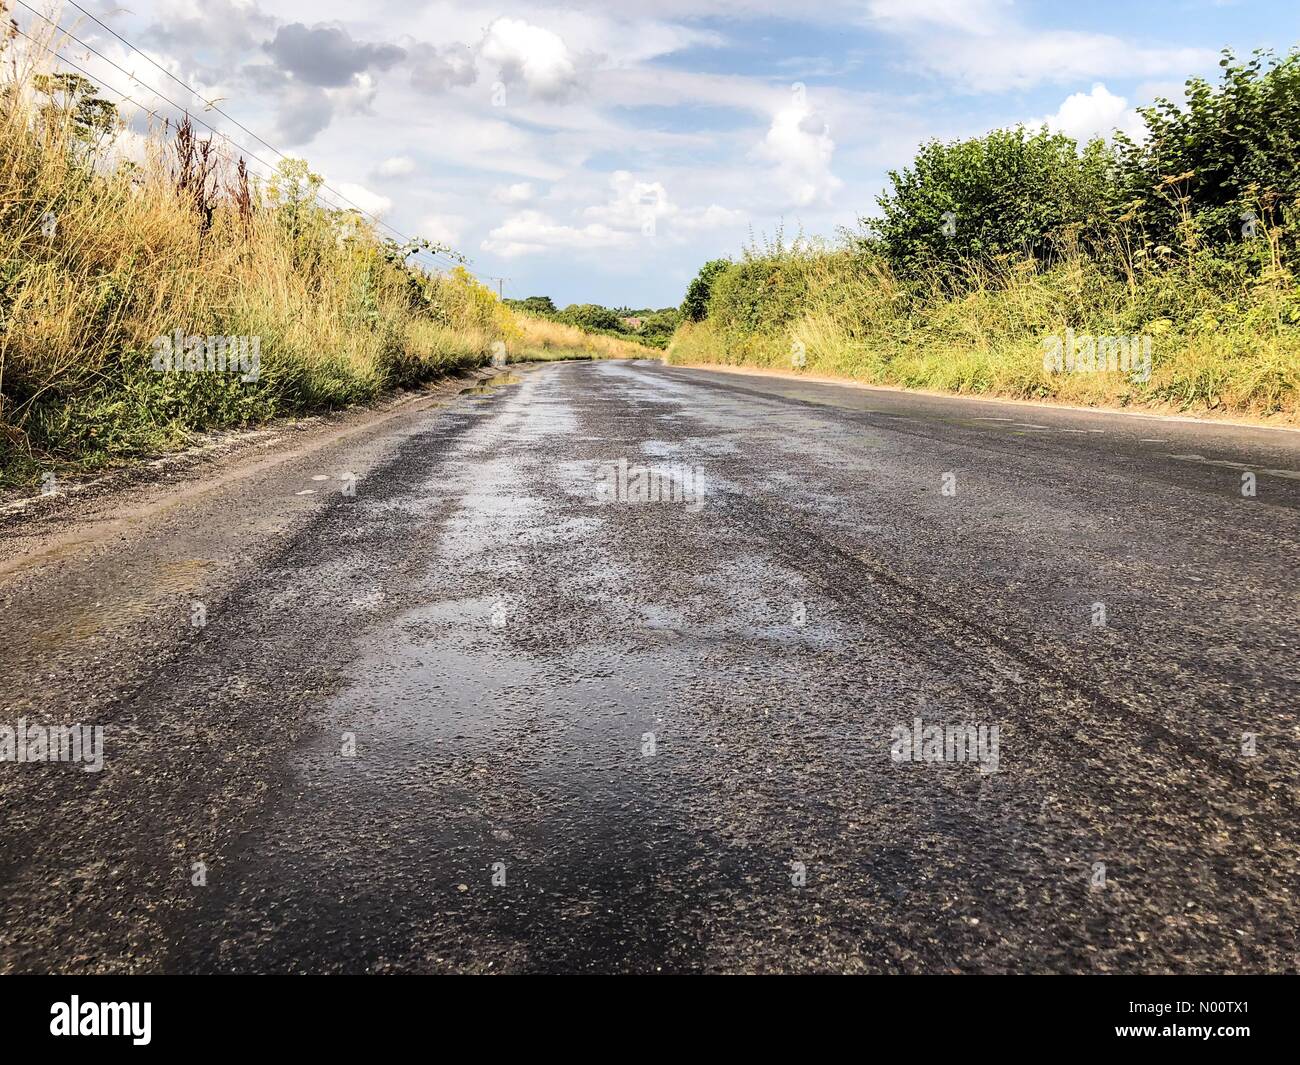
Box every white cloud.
[481,169,745,257]
[754,103,842,208]
[584,171,673,230]
[1032,83,1144,143]
[419,213,466,246]
[939,33,1214,93]
[360,111,567,182]
[272,83,334,145]
[481,210,627,257]
[334,182,393,218]
[583,171,747,236]
[479,18,579,101]
[374,155,417,178]
[493,182,536,204]
[863,0,1215,93]
[408,41,478,93]
[1134,79,1191,107]
[675,203,748,232]
[866,0,1009,34]
[597,65,784,116]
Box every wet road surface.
[1,360,1297,973]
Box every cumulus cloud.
[374,156,417,179]
[408,42,478,93]
[399,20,582,101]
[479,18,579,101]
[754,103,842,208]
[866,0,1009,34]
[273,84,334,145]
[583,171,746,236]
[940,34,1213,93]
[493,182,536,204]
[481,210,626,257]
[334,182,393,219]
[265,23,405,88]
[420,213,466,247]
[144,0,277,56]
[864,0,1214,92]
[269,69,383,146]
[1033,83,1144,143]
[482,172,735,258]
[675,203,748,232]
[583,171,673,230]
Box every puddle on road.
[462,372,523,395]
[25,557,216,650]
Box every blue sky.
[31,1,1300,307]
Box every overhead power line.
[13,1,457,267]
[11,2,504,281]
[16,0,465,270]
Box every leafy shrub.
[866,127,1116,278]
[680,258,731,321]
[638,308,682,344]
[1113,49,1300,252]
[508,295,558,316]
[556,303,621,331]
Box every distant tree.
[639,308,681,342]
[559,303,622,331]
[513,295,558,316]
[680,258,731,321]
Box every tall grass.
[669,235,1300,422]
[511,314,651,362]
[672,49,1300,423]
[0,14,623,487]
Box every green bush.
[558,303,623,331]
[638,308,682,344]
[507,295,558,316]
[866,127,1116,277]
[706,245,819,338]
[1113,49,1300,252]
[680,258,731,321]
[670,48,1300,423]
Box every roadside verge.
[671,362,1300,433]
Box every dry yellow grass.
[510,314,649,361]
[0,15,616,484]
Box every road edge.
[0,364,524,580]
[667,361,1300,434]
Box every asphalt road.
[1,359,1297,973]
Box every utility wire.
[11,3,499,280]
[17,0,465,271]
[11,23,444,263]
[60,0,461,269]
[14,1,450,262]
